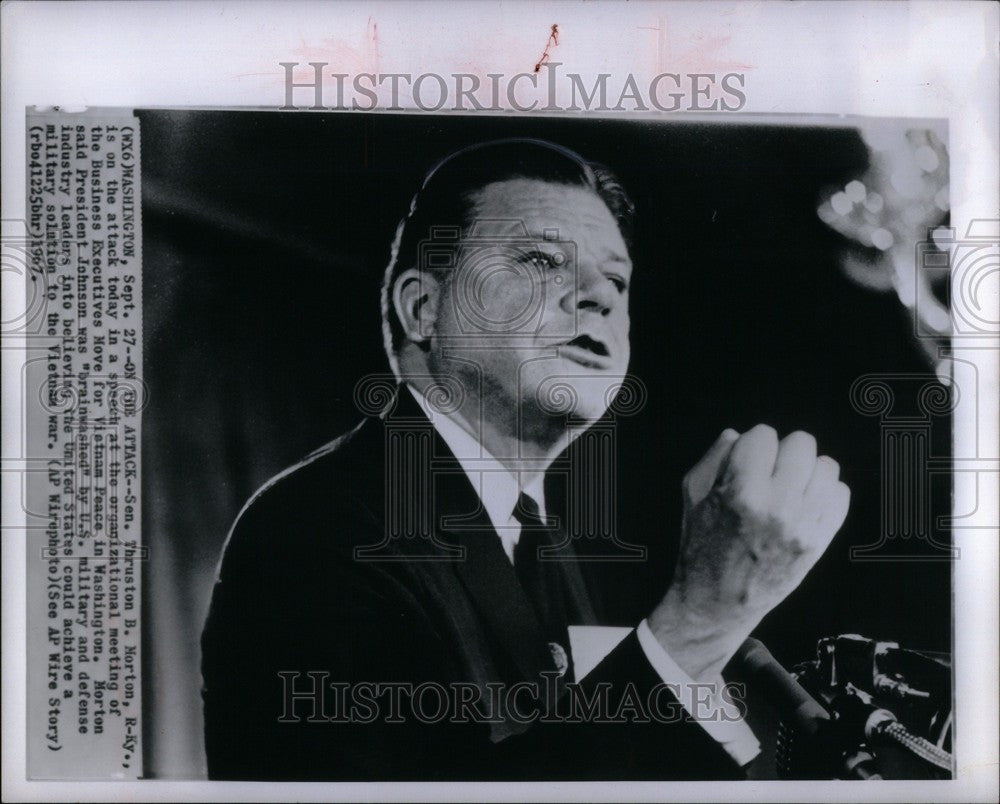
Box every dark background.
[137,110,952,778]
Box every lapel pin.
[548,642,569,677]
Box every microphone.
[734,637,830,737]
[734,637,883,779]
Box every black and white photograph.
[141,110,955,781]
[2,2,997,801]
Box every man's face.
[429,178,632,432]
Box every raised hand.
[648,425,850,679]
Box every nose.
[561,258,618,317]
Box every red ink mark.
[534,24,559,73]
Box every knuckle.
[785,536,807,556]
[779,503,801,528]
[717,478,743,504]
[787,430,817,451]
[732,484,763,513]
[816,455,840,477]
[750,423,777,440]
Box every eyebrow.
[526,231,631,264]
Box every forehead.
[466,178,628,253]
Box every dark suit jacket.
[201,389,744,780]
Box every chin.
[572,399,612,424]
[532,375,616,423]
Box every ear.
[392,268,441,347]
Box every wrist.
[647,590,747,679]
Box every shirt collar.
[405,385,546,532]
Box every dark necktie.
[513,492,573,679]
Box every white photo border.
[2,1,997,802]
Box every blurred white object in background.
[817,125,952,383]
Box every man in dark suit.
[201,139,850,780]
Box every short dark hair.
[381,138,636,372]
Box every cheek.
[484,268,530,298]
[613,312,631,343]
[453,268,543,335]
[488,281,535,319]
[615,316,632,368]
[432,297,463,343]
[489,346,532,381]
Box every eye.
[520,249,562,270]
[607,274,629,293]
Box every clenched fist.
[648,425,850,680]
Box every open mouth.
[564,334,609,357]
[558,334,612,368]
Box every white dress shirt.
[407,385,760,766]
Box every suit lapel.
[383,388,558,683]
[432,447,560,684]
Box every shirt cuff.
[636,619,761,767]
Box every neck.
[406,375,572,488]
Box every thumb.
[683,428,740,507]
